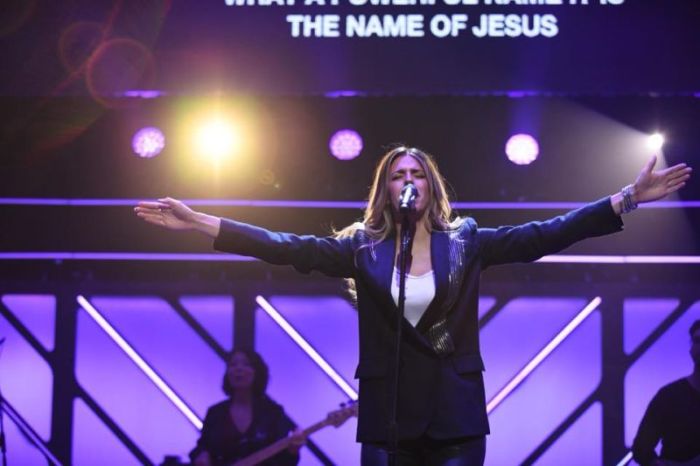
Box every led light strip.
[255,295,358,401]
[0,252,254,261]
[2,253,700,264]
[538,255,700,264]
[486,297,602,414]
[76,295,203,430]
[1,197,699,209]
[615,451,633,466]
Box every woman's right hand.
[134,197,198,231]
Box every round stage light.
[329,129,363,160]
[194,118,240,161]
[647,133,665,152]
[132,127,165,158]
[505,133,539,165]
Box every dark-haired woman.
[190,349,302,466]
[139,146,691,466]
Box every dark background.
[1,0,700,96]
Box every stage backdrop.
[2,274,699,465]
[1,0,699,96]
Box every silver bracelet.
[621,184,638,214]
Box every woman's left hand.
[633,155,692,204]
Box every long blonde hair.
[336,145,463,297]
[336,145,460,241]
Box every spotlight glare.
[329,129,363,160]
[132,127,165,158]
[194,118,240,161]
[647,133,665,152]
[505,133,539,165]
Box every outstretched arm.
[609,155,692,215]
[134,197,221,237]
[478,156,692,268]
[134,197,357,277]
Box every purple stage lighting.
[486,297,601,413]
[506,134,539,165]
[132,127,165,158]
[329,129,363,160]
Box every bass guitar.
[231,401,358,466]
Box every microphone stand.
[0,337,60,466]
[0,337,7,466]
[0,386,7,466]
[387,211,415,466]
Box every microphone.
[398,182,418,213]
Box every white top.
[391,267,436,327]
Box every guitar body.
[231,401,358,466]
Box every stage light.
[329,129,363,160]
[487,297,602,413]
[647,133,665,152]
[77,295,203,429]
[256,296,358,400]
[505,133,539,165]
[194,117,240,161]
[132,127,165,158]
[175,100,260,176]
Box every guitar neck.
[232,420,330,466]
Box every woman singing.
[136,146,691,466]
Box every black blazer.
[213,197,623,443]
